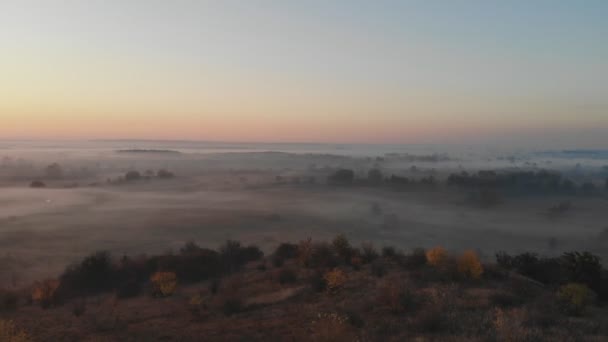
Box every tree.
[125,170,142,181]
[45,163,63,179]
[328,169,354,184]
[157,169,175,179]
[29,180,46,188]
[367,168,383,183]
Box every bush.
[328,169,355,184]
[371,260,387,278]
[273,243,298,267]
[278,269,297,284]
[297,238,313,267]
[360,242,378,263]
[221,297,243,316]
[310,271,327,292]
[0,290,18,312]
[457,250,484,279]
[115,278,142,298]
[31,279,60,308]
[157,169,175,179]
[59,251,115,297]
[349,255,363,270]
[29,180,46,188]
[72,299,86,317]
[150,272,177,297]
[368,168,383,183]
[556,283,596,316]
[401,248,427,269]
[0,320,31,342]
[561,251,603,296]
[426,246,448,268]
[332,234,353,262]
[382,246,397,258]
[324,269,347,293]
[125,170,142,181]
[188,293,205,317]
[495,252,566,285]
[219,240,263,273]
[308,243,339,269]
[169,247,222,283]
[209,279,220,295]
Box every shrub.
[72,299,86,317]
[31,279,60,308]
[221,297,243,316]
[368,168,383,183]
[371,260,387,278]
[0,320,31,342]
[179,241,204,255]
[219,240,263,273]
[328,169,355,184]
[298,238,313,267]
[495,252,566,285]
[556,283,596,316]
[157,169,175,179]
[310,271,327,292]
[125,170,141,181]
[188,293,205,317]
[382,246,397,258]
[561,251,604,297]
[273,242,299,267]
[401,248,427,269]
[169,247,222,283]
[457,250,484,279]
[349,255,363,270]
[278,269,297,284]
[59,251,115,297]
[0,290,18,312]
[209,279,220,295]
[360,242,378,263]
[309,243,339,269]
[324,269,347,293]
[115,278,142,298]
[150,272,177,297]
[29,180,45,188]
[332,234,353,262]
[426,246,448,268]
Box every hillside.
[1,237,607,341]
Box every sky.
[1,1,607,147]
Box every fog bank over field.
[1,140,607,287]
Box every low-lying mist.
[1,141,607,287]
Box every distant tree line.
[447,170,601,196]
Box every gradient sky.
[1,1,607,146]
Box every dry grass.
[2,244,607,341]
